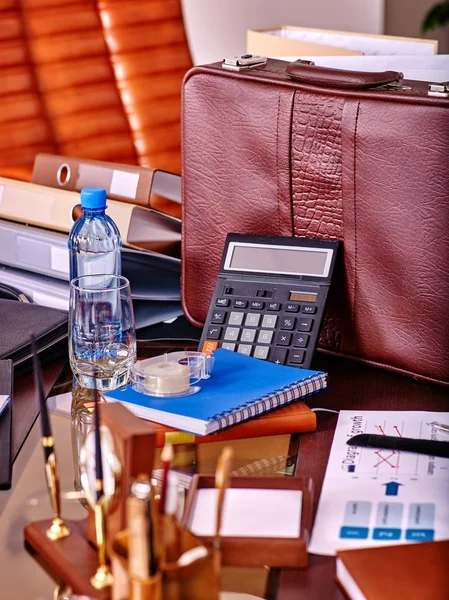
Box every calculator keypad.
[203,289,324,369]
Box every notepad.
[105,349,327,435]
[189,488,302,538]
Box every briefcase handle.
[286,60,403,90]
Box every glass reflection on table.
[0,385,300,599]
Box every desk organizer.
[111,528,219,600]
[182,475,314,568]
[24,402,157,599]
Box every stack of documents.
[248,26,438,57]
[0,155,185,337]
[247,26,448,85]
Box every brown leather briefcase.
[181,58,449,384]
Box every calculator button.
[270,348,288,365]
[293,334,310,348]
[267,302,281,311]
[276,331,292,346]
[241,328,256,343]
[262,314,277,328]
[211,310,226,324]
[229,311,244,325]
[257,330,274,344]
[202,340,219,354]
[245,313,261,327]
[250,300,265,310]
[288,349,305,364]
[254,346,269,360]
[285,303,300,313]
[216,298,229,307]
[206,326,222,340]
[224,327,240,341]
[302,305,317,314]
[233,299,248,308]
[221,342,236,351]
[297,318,313,332]
[237,344,253,356]
[280,316,296,330]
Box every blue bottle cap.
[80,187,107,209]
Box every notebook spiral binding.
[213,372,327,431]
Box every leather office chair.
[0,0,192,181]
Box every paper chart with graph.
[309,411,449,556]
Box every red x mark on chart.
[374,450,399,468]
[372,424,403,468]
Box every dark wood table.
[271,353,449,600]
[2,349,448,599]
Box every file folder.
[0,220,181,301]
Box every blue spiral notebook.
[105,349,327,435]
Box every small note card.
[189,488,302,538]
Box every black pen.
[347,433,449,459]
[31,336,70,540]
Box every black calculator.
[199,233,339,369]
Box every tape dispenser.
[130,351,214,397]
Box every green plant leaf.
[422,1,449,32]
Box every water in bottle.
[68,188,130,388]
[68,187,122,279]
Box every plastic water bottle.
[68,187,122,280]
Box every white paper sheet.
[309,411,449,556]
[189,488,302,538]
[279,54,449,83]
[267,29,435,56]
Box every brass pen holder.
[111,527,220,600]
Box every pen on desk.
[215,447,234,551]
[90,376,113,590]
[31,336,70,541]
[129,477,158,577]
[159,442,174,514]
[162,472,181,561]
[428,421,449,435]
[127,485,151,580]
[347,433,449,459]
[162,471,182,600]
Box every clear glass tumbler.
[69,274,136,390]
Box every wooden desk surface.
[2,350,447,599]
[273,353,449,600]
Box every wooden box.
[182,475,313,568]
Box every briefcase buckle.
[222,54,267,71]
[428,81,449,97]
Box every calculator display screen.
[224,242,333,277]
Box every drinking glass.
[69,275,136,390]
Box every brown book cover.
[336,541,449,600]
[146,401,316,448]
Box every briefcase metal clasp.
[428,81,449,97]
[222,54,267,71]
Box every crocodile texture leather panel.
[291,91,345,352]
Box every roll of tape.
[143,361,190,396]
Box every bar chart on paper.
[309,411,449,556]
